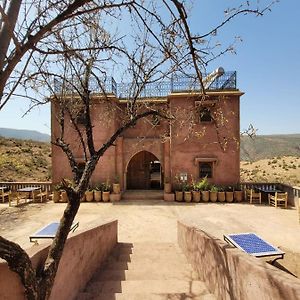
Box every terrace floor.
[0,200,299,277]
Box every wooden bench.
[33,189,48,203]
[1,190,10,203]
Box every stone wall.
[177,220,300,300]
[0,220,118,300]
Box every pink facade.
[52,90,243,191]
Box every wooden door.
[127,151,157,189]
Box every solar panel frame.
[29,221,79,242]
[224,232,285,258]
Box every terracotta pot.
[102,191,110,202]
[234,191,243,202]
[218,191,226,202]
[192,191,201,202]
[80,194,86,202]
[226,191,234,203]
[184,191,192,202]
[164,183,172,193]
[85,191,94,202]
[210,191,218,202]
[112,183,120,194]
[94,191,102,202]
[110,193,121,202]
[61,191,69,203]
[202,191,210,202]
[175,191,183,202]
[53,191,60,203]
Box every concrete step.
[113,242,182,252]
[108,252,187,263]
[77,292,216,300]
[92,268,198,281]
[122,190,163,200]
[102,260,192,271]
[86,279,210,294]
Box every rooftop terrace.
[54,71,237,99]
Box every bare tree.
[0,1,276,299]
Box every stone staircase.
[122,190,164,201]
[77,242,215,300]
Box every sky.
[0,0,299,136]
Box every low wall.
[178,221,300,300]
[0,219,118,300]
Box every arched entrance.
[127,151,162,189]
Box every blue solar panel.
[228,233,276,254]
[37,222,60,236]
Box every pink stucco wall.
[0,220,117,300]
[51,91,242,188]
[177,220,300,300]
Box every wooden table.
[16,186,42,206]
[256,187,283,202]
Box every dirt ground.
[0,200,300,279]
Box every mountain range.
[0,128,50,142]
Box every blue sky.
[0,0,299,135]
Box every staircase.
[77,242,216,300]
[122,190,164,201]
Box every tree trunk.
[0,0,21,71]
[36,190,81,300]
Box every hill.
[240,134,300,161]
[0,137,51,182]
[0,128,50,142]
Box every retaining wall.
[178,220,300,300]
[0,219,118,300]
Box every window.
[75,110,86,125]
[151,114,160,126]
[199,162,213,178]
[77,162,86,178]
[199,107,212,122]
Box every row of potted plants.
[53,179,121,203]
[170,176,243,203]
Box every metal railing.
[53,71,237,99]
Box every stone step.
[108,252,187,263]
[86,279,210,294]
[92,268,198,281]
[77,292,216,300]
[113,242,182,252]
[103,260,192,271]
[122,190,164,200]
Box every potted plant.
[217,186,226,202]
[234,184,243,202]
[199,176,210,202]
[192,179,201,202]
[94,185,102,202]
[174,175,184,202]
[102,180,111,202]
[53,184,62,203]
[183,183,192,202]
[164,177,172,193]
[210,185,218,202]
[85,186,94,202]
[112,175,121,194]
[226,186,234,203]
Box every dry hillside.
[241,156,300,186]
[0,137,51,182]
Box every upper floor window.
[199,107,212,122]
[199,162,213,178]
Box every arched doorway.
[127,151,162,189]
